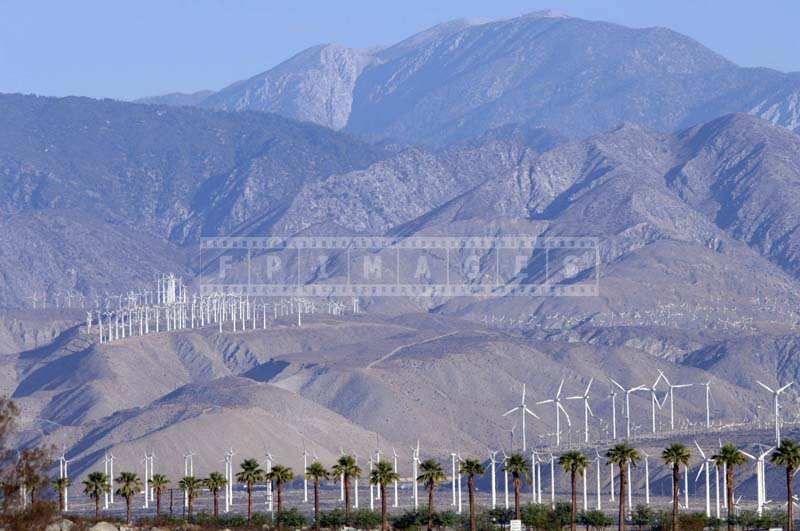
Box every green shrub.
[579,510,614,530]
[631,504,656,529]
[350,508,382,529]
[320,508,348,529]
[553,502,572,527]
[519,503,551,528]
[433,510,461,528]
[277,507,307,528]
[486,507,513,525]
[391,510,427,529]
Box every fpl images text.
[200,236,599,297]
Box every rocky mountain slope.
[153,11,800,147]
[200,44,377,130]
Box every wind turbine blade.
[523,406,540,419]
[756,380,775,394]
[585,378,594,396]
[658,393,669,408]
[536,399,554,405]
[779,382,794,393]
[521,383,526,403]
[586,401,595,417]
[740,450,755,460]
[558,402,572,426]
[694,440,706,459]
[695,465,705,482]
[566,396,583,400]
[674,384,693,389]
[556,379,565,398]
[503,407,520,417]
[653,392,664,410]
[609,378,625,392]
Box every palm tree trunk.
[726,467,734,531]
[381,483,388,531]
[514,476,521,520]
[345,476,351,524]
[279,481,285,513]
[468,476,476,531]
[427,483,435,531]
[126,496,132,524]
[156,488,162,517]
[788,465,795,531]
[672,464,679,531]
[314,480,321,531]
[618,463,626,531]
[213,490,219,519]
[95,496,100,519]
[58,490,64,513]
[247,482,253,521]
[571,471,577,531]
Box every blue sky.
[2,0,799,101]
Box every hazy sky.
[3,0,799,101]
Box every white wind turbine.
[489,451,498,509]
[740,445,774,516]
[694,441,712,517]
[593,450,602,510]
[657,370,693,431]
[609,386,619,440]
[58,451,75,512]
[411,441,420,510]
[503,384,539,451]
[536,379,571,447]
[392,448,399,508]
[609,378,649,440]
[302,443,309,503]
[641,450,651,505]
[756,380,793,444]
[567,378,594,443]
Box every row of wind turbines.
[52,435,791,521]
[78,274,361,343]
[502,375,794,450]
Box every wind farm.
[4,1,800,529]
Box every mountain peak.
[516,9,570,20]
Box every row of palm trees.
[561,439,800,531]
[70,439,800,531]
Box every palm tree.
[150,474,169,518]
[82,471,110,519]
[177,476,203,521]
[306,461,329,531]
[332,454,361,524]
[267,464,294,515]
[460,458,485,531]
[712,443,747,531]
[771,439,800,531]
[236,458,265,522]
[371,459,400,531]
[204,472,227,519]
[115,471,143,524]
[662,443,691,531]
[605,443,640,531]
[52,477,71,513]
[418,458,446,531]
[505,453,530,521]
[559,451,589,531]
